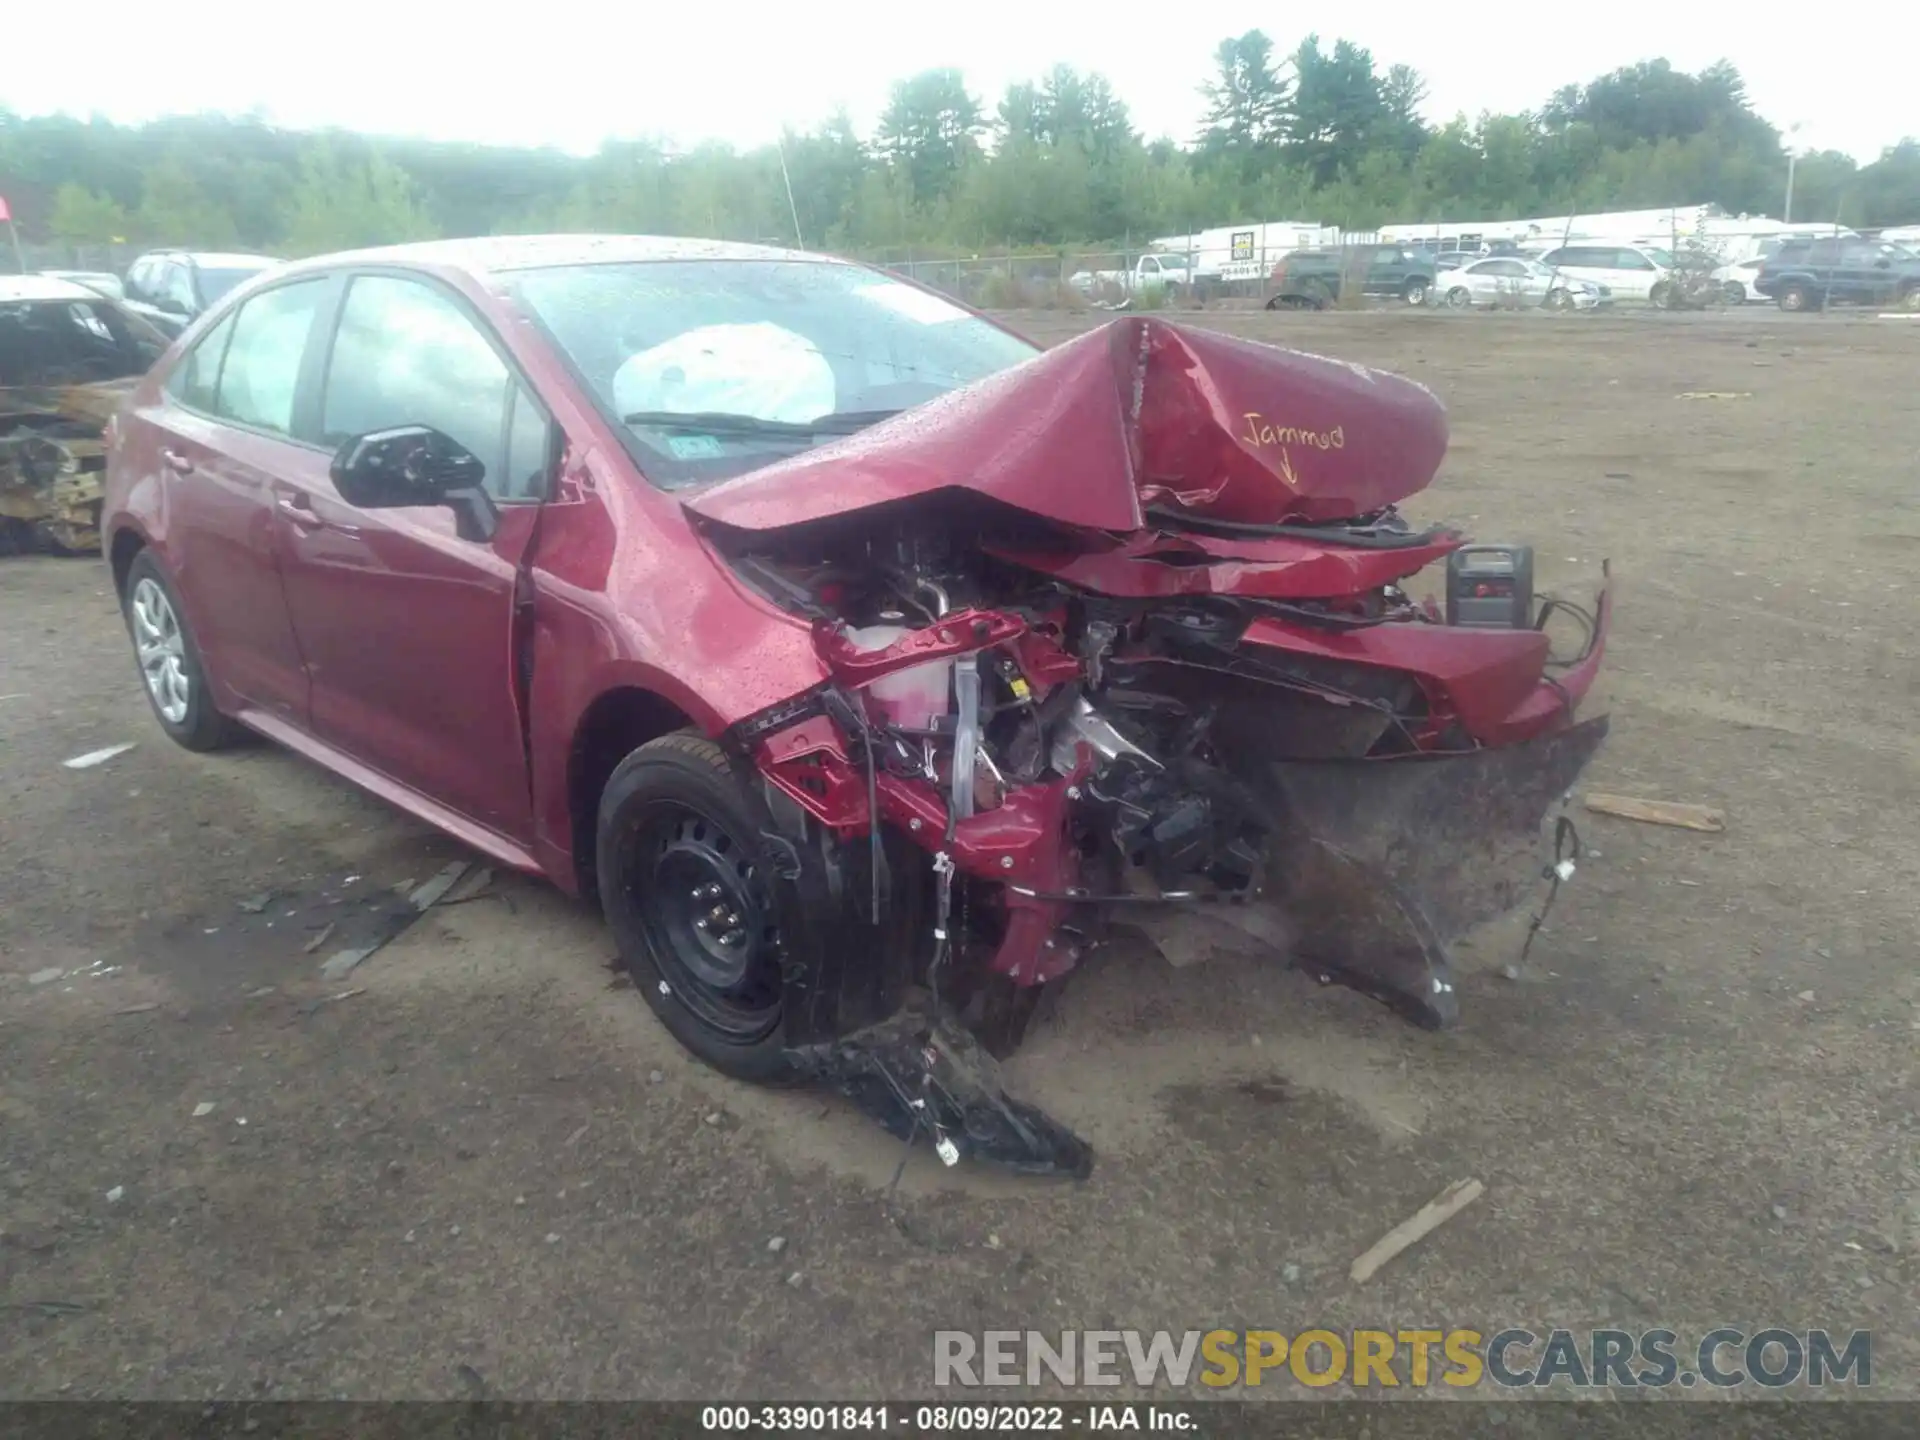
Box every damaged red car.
[103,236,1609,1176]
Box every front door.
[272,271,553,844]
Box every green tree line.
[3,43,1915,260]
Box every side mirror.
[329,425,498,542]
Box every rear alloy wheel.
[597,733,791,1081]
[1402,278,1430,306]
[122,551,239,752]
[1900,283,1920,312]
[1649,281,1675,310]
[1724,281,1749,306]
[1778,284,1811,313]
[1445,286,1472,309]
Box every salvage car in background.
[1,275,168,554]
[1754,236,1920,311]
[123,249,280,338]
[102,236,1608,1176]
[1533,243,1679,306]
[1713,255,1767,304]
[1441,257,1611,310]
[1265,245,1437,308]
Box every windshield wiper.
[621,408,902,439]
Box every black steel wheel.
[597,733,791,1078]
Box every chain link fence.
[861,232,1397,310]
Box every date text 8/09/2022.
[701,1406,1195,1432]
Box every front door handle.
[275,495,325,531]
[160,448,194,475]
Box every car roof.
[0,274,105,303]
[134,250,278,267]
[270,234,843,282]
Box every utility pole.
[775,134,805,251]
[1783,122,1804,223]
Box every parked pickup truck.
[1068,253,1193,306]
[1266,245,1437,309]
[1755,237,1920,312]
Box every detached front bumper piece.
[1258,713,1611,1028]
[790,1001,1094,1180]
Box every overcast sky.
[5,1,1909,166]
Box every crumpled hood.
[684,316,1449,534]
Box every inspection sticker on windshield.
[666,434,725,459]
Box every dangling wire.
[1516,815,1582,972]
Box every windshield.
[0,298,161,387]
[195,264,271,307]
[504,259,1038,488]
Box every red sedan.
[103,236,1607,1175]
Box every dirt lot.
[3,308,1917,1404]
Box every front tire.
[1778,283,1811,313]
[122,551,239,752]
[1445,286,1472,309]
[1649,281,1675,310]
[1723,281,1748,306]
[1545,287,1574,311]
[1402,278,1430,306]
[597,733,792,1082]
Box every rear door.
[271,269,551,841]
[130,276,334,720]
[1839,240,1894,302]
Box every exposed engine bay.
[684,318,1611,1178]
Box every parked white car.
[1534,243,1678,305]
[1713,255,1767,303]
[1439,257,1611,310]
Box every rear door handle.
[160,448,193,475]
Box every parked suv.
[122,250,279,338]
[1266,245,1436,309]
[1754,237,1920,312]
[1533,244,1678,306]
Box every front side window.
[502,259,1037,489]
[168,311,238,411]
[211,279,327,437]
[158,262,198,315]
[320,275,517,498]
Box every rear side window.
[211,279,327,437]
[319,274,516,498]
[168,311,238,411]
